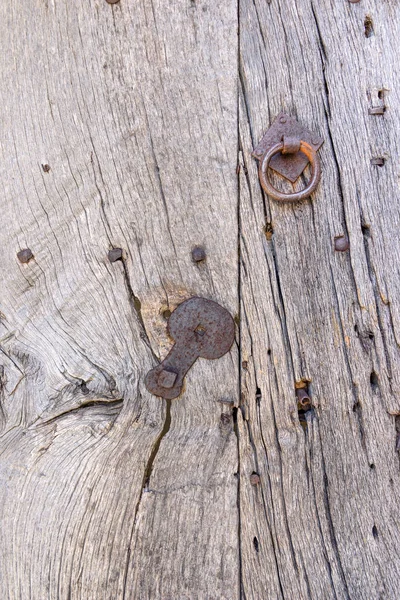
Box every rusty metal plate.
[252,113,324,183]
[145,297,235,400]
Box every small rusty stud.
[17,248,34,263]
[250,473,260,486]
[368,107,385,115]
[296,388,311,408]
[108,248,123,263]
[42,164,51,172]
[371,157,385,166]
[157,369,177,389]
[334,236,350,252]
[191,246,206,262]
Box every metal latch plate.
[252,113,324,183]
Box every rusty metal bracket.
[145,297,235,400]
[252,113,324,202]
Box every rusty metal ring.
[259,141,321,202]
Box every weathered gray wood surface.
[0,1,399,599]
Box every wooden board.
[1,0,400,598]
[239,1,400,598]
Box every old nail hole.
[361,223,371,237]
[372,525,378,539]
[395,416,400,451]
[163,309,172,320]
[369,463,375,470]
[370,371,379,392]
[42,163,51,172]
[253,537,259,552]
[364,15,374,38]
[256,387,262,405]
[80,381,90,395]
[232,406,238,424]
[267,349,271,356]
[242,361,248,370]
[265,223,274,241]
[220,413,231,427]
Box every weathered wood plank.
[2,0,400,598]
[239,1,400,598]
[0,1,238,598]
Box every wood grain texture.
[0,1,238,599]
[239,1,400,598]
[1,0,400,599]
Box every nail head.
[108,248,123,263]
[334,236,350,252]
[191,246,206,262]
[368,107,385,115]
[158,369,177,389]
[42,164,51,172]
[17,248,34,263]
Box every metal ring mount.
[259,140,321,202]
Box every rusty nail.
[42,164,51,172]
[191,246,206,262]
[279,116,287,124]
[334,236,350,252]
[242,361,248,370]
[368,107,385,115]
[250,473,260,485]
[296,388,311,408]
[108,248,123,263]
[371,157,385,166]
[158,369,178,389]
[106,0,120,3]
[17,248,34,263]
